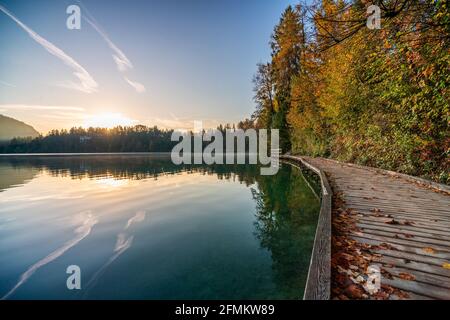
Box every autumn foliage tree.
[252,0,449,183]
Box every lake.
[0,154,320,299]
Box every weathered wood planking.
[300,156,450,300]
[281,155,332,300]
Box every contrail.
[0,4,98,93]
[78,1,146,93]
[1,211,98,300]
[83,16,132,72]
[124,77,146,93]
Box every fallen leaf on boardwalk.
[402,220,414,226]
[398,272,415,281]
[344,284,365,299]
[381,268,394,280]
[385,219,400,225]
[443,263,450,270]
[378,242,394,250]
[331,192,409,300]
[404,233,414,238]
[395,291,410,299]
[373,291,390,300]
[381,284,395,294]
[422,247,436,254]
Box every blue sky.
[0,0,298,133]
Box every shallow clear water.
[0,155,320,299]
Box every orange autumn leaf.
[422,247,436,254]
[443,263,450,270]
[398,273,415,281]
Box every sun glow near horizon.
[83,112,136,129]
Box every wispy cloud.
[82,15,132,72]
[1,211,98,300]
[79,2,146,93]
[0,80,16,88]
[0,104,85,111]
[0,5,98,93]
[124,77,146,93]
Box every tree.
[250,0,449,182]
[252,62,275,129]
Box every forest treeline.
[250,0,449,183]
[0,126,177,153]
[0,122,254,153]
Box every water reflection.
[0,155,319,299]
[0,155,264,186]
[2,211,97,299]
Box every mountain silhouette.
[0,114,39,141]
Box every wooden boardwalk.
[297,156,450,300]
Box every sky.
[0,0,299,134]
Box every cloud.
[0,5,98,93]
[79,3,145,93]
[124,77,146,93]
[0,104,85,111]
[83,15,132,72]
[1,211,98,300]
[0,80,16,88]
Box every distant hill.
[0,115,40,141]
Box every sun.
[83,112,135,128]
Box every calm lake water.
[0,155,320,299]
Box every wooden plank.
[356,220,450,237]
[346,203,450,215]
[349,207,450,221]
[380,265,450,289]
[356,213,450,227]
[376,248,450,267]
[351,235,450,258]
[381,277,450,300]
[356,222,450,241]
[351,229,450,248]
[379,256,450,278]
[358,216,450,231]
[389,292,433,300]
